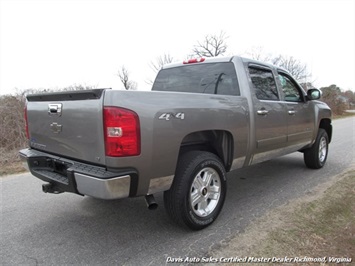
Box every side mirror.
[307,88,321,100]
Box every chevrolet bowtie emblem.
[50,122,62,133]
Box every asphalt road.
[1,117,354,265]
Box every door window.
[249,67,279,100]
[278,73,303,102]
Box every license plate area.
[29,157,72,175]
[51,159,71,175]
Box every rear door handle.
[288,110,296,115]
[257,109,269,115]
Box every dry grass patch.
[0,161,27,177]
[333,111,355,119]
[211,168,355,265]
[0,149,27,176]
[262,171,354,259]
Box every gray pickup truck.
[20,56,332,230]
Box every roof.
[161,55,289,74]
[162,55,235,69]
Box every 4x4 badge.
[159,112,185,121]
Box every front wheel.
[304,128,329,169]
[164,151,227,230]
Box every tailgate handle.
[48,104,62,116]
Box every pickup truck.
[20,56,332,230]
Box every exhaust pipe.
[145,194,158,210]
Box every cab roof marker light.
[183,58,206,64]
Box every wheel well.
[319,119,332,143]
[179,130,234,171]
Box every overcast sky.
[0,0,354,95]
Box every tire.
[164,151,227,230]
[304,128,329,169]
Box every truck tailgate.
[26,89,106,165]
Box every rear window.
[152,62,240,96]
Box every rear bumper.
[75,173,130,199]
[19,148,134,200]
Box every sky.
[0,0,354,95]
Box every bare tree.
[60,84,97,91]
[150,54,174,73]
[0,93,27,169]
[271,55,310,82]
[245,47,311,83]
[245,46,272,62]
[191,31,228,57]
[320,84,347,115]
[117,65,137,90]
[146,54,174,85]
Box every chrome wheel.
[164,151,227,230]
[190,167,221,217]
[304,128,329,169]
[318,136,327,163]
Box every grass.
[263,171,354,259]
[0,161,27,177]
[0,148,28,176]
[333,111,355,119]
[212,168,355,265]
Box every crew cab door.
[248,65,288,164]
[277,71,314,149]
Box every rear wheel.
[304,128,329,169]
[164,151,227,230]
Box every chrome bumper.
[75,173,130,199]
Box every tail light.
[103,107,140,157]
[24,102,29,139]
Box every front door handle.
[288,110,296,115]
[257,109,269,115]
